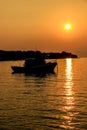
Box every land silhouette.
[0,50,78,61]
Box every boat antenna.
[35,44,38,51]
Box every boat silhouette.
[11,57,57,74]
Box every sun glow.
[65,23,72,30]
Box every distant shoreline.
[0,50,78,61]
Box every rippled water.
[0,58,87,130]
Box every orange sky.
[0,0,87,56]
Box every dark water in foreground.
[0,58,87,130]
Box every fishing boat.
[11,57,57,74]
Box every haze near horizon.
[0,0,87,57]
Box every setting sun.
[65,24,72,30]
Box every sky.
[0,0,87,56]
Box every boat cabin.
[24,58,45,67]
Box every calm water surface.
[0,58,87,130]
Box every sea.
[0,58,87,130]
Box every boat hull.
[11,62,57,74]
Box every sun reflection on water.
[66,58,72,82]
[65,59,74,107]
[61,59,75,129]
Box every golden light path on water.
[62,59,75,129]
[65,59,74,106]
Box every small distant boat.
[11,57,57,74]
